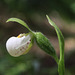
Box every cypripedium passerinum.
[6,33,34,57]
[6,17,58,60]
[6,18,35,57]
[6,15,65,75]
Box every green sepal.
[34,32,58,63]
[6,18,31,32]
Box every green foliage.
[46,15,64,59]
[35,32,56,56]
[46,15,65,75]
[6,18,31,32]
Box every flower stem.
[58,45,65,75]
[58,59,65,75]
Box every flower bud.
[35,32,56,57]
[6,33,33,57]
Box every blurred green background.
[0,0,75,75]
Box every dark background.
[0,0,75,75]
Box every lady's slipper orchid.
[6,16,65,75]
[6,33,33,57]
[6,17,57,61]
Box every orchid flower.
[6,18,34,57]
[6,33,33,57]
[6,15,65,75]
[6,17,58,60]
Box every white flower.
[6,33,33,57]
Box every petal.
[6,33,33,57]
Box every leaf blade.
[6,18,31,31]
[46,15,64,59]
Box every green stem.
[54,49,65,75]
[58,60,65,75]
[58,46,65,75]
[53,49,65,75]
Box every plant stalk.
[58,45,65,75]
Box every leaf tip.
[6,18,13,23]
[6,20,9,23]
[46,14,49,18]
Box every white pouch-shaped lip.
[6,34,32,57]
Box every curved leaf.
[6,18,31,32]
[46,15,65,74]
[46,15,64,59]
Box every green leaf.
[46,15,64,59]
[6,18,31,32]
[35,32,59,64]
[46,15,65,75]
